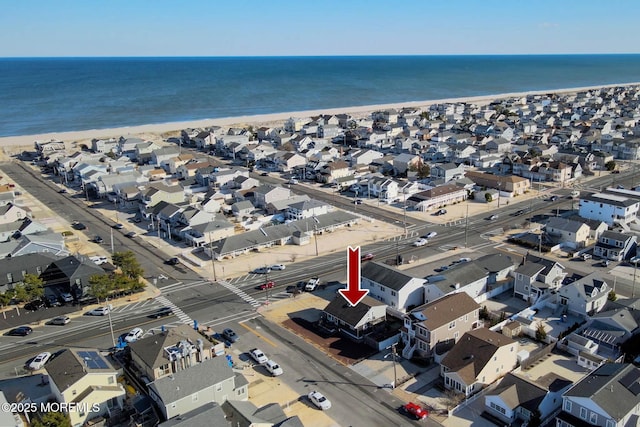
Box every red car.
[401,402,428,420]
[259,281,275,290]
[361,253,374,261]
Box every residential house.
[558,273,610,317]
[346,149,383,167]
[210,167,250,189]
[317,160,351,184]
[135,141,163,164]
[176,160,217,180]
[6,231,68,258]
[184,219,235,247]
[576,307,639,363]
[91,137,118,153]
[148,356,248,421]
[513,254,566,302]
[465,171,531,196]
[430,163,466,183]
[441,328,518,397]
[393,153,421,175]
[46,348,125,427]
[286,199,330,220]
[322,295,387,341]
[567,215,609,241]
[406,184,467,212]
[402,293,481,360]
[151,146,182,169]
[128,324,221,381]
[117,137,146,159]
[252,185,292,209]
[166,153,195,174]
[221,400,301,427]
[593,230,637,261]
[485,372,572,426]
[40,255,106,298]
[231,200,255,218]
[578,192,640,226]
[557,363,640,427]
[361,262,425,311]
[0,252,60,293]
[140,182,185,213]
[545,217,591,250]
[275,152,307,172]
[368,177,400,204]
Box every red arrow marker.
[338,246,370,307]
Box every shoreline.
[2,81,639,149]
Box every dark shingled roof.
[441,328,516,384]
[323,295,386,327]
[46,348,115,393]
[564,363,640,421]
[488,373,546,412]
[128,324,205,370]
[362,262,418,291]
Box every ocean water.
[1,55,640,137]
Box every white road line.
[155,295,192,325]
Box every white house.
[558,273,609,317]
[361,262,425,312]
[578,192,640,226]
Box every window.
[606,420,615,427]
[391,290,396,296]
[159,364,171,376]
[490,402,506,415]
[580,407,587,419]
[379,285,385,291]
[454,332,459,339]
[590,413,597,424]
[108,376,115,384]
[449,321,455,329]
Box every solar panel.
[78,351,109,369]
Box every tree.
[605,160,617,171]
[112,251,144,279]
[408,161,430,179]
[12,284,29,303]
[23,273,44,301]
[484,192,493,203]
[535,323,547,342]
[88,274,113,303]
[608,290,618,301]
[32,411,71,427]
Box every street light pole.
[385,343,398,389]
[633,260,637,298]
[106,298,116,347]
[464,203,469,248]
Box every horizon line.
[2,52,640,60]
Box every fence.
[520,341,555,370]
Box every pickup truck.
[305,277,320,291]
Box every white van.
[265,360,283,376]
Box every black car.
[44,295,60,307]
[7,326,33,336]
[149,307,173,318]
[513,209,526,216]
[549,196,558,202]
[165,257,180,266]
[58,189,67,194]
[72,222,87,230]
[222,328,239,343]
[93,236,104,244]
[24,300,44,311]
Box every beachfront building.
[405,184,467,212]
[465,171,530,196]
[578,192,640,226]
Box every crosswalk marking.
[110,298,159,313]
[155,295,193,324]
[217,280,261,308]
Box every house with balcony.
[557,363,640,427]
[405,184,467,212]
[593,230,637,261]
[321,295,387,341]
[285,199,330,220]
[484,372,572,426]
[140,182,185,212]
[368,177,400,204]
[252,185,292,209]
[176,160,217,180]
[45,348,125,427]
[361,262,425,312]
[441,328,518,398]
[430,163,466,183]
[402,292,481,360]
[209,167,250,189]
[578,192,640,226]
[513,254,566,302]
[317,160,351,184]
[558,273,609,317]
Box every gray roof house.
[513,254,566,303]
[252,185,292,209]
[222,400,303,427]
[593,230,637,262]
[148,356,248,422]
[158,402,230,427]
[544,217,591,250]
[557,363,640,427]
[558,272,609,317]
[0,252,61,293]
[322,295,387,341]
[361,262,425,312]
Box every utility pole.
[538,232,542,255]
[633,260,637,298]
[464,203,469,248]
[110,228,114,254]
[313,225,319,256]
[209,232,217,282]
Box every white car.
[28,352,52,370]
[459,257,472,263]
[425,231,438,239]
[413,238,428,247]
[270,264,286,271]
[265,360,283,376]
[87,306,110,316]
[249,348,268,364]
[124,327,144,343]
[308,390,331,410]
[89,256,108,265]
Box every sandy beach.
[2,82,639,150]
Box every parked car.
[59,293,74,303]
[258,281,275,290]
[27,352,52,370]
[424,231,438,239]
[488,214,498,220]
[353,199,363,205]
[513,209,526,216]
[253,267,271,274]
[93,235,104,244]
[124,327,144,343]
[260,172,269,176]
[549,195,558,202]
[72,222,87,230]
[435,265,449,273]
[222,328,239,343]
[113,223,124,230]
[149,307,173,318]
[249,348,268,364]
[413,238,428,247]
[24,300,44,311]
[86,306,110,316]
[265,360,283,376]
[90,256,108,265]
[270,264,286,271]
[7,326,33,336]
[612,170,621,174]
[44,295,61,307]
[617,184,625,189]
[165,257,180,266]
[400,402,429,420]
[125,231,136,238]
[58,189,67,194]
[458,257,472,263]
[48,315,70,326]
[308,391,331,410]
[435,209,447,215]
[361,253,374,261]
[305,277,320,292]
